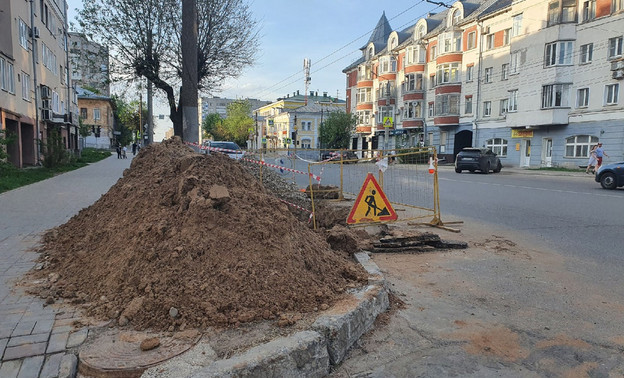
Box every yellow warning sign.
[383,117,393,128]
[347,173,398,224]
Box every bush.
[78,148,112,163]
[41,129,71,168]
[396,148,429,164]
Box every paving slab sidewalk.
[0,154,132,377]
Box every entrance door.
[521,139,531,167]
[542,138,552,167]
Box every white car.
[204,141,244,160]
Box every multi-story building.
[201,96,270,119]
[1,0,78,168]
[255,91,345,150]
[77,86,114,149]
[344,0,624,168]
[68,32,110,96]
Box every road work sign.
[347,173,397,224]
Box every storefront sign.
[511,129,533,138]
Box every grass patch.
[0,148,112,194]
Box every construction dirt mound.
[30,137,368,332]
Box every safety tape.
[277,198,314,223]
[187,142,246,156]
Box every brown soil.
[30,138,367,332]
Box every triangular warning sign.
[347,173,398,225]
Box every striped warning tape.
[277,198,314,223]
[187,142,246,156]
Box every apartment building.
[256,91,345,150]
[201,96,270,120]
[343,0,624,168]
[0,0,78,168]
[68,32,110,96]
[77,86,113,149]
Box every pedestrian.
[586,144,598,174]
[122,146,128,159]
[132,142,137,155]
[116,145,121,159]
[594,142,609,172]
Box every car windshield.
[211,142,240,151]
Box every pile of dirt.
[31,138,367,331]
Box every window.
[465,96,473,114]
[483,101,491,116]
[301,139,311,149]
[404,101,423,118]
[377,106,393,124]
[466,65,474,81]
[379,56,397,73]
[509,90,518,112]
[582,0,596,21]
[615,0,624,12]
[357,110,371,125]
[94,108,101,121]
[435,94,459,116]
[452,9,462,25]
[357,65,372,80]
[580,43,593,63]
[357,88,371,103]
[440,131,448,152]
[1,58,15,94]
[545,41,573,66]
[512,14,523,37]
[565,135,599,157]
[542,84,570,108]
[605,84,619,105]
[503,29,511,45]
[428,102,434,117]
[608,36,623,59]
[548,0,578,25]
[500,99,509,115]
[428,132,434,145]
[430,45,437,60]
[404,73,424,91]
[21,72,30,101]
[501,64,509,80]
[19,19,29,49]
[405,46,426,65]
[467,32,476,50]
[429,74,436,88]
[486,34,495,50]
[486,138,508,157]
[510,50,524,74]
[377,81,396,98]
[438,31,462,53]
[577,88,589,107]
[52,91,59,113]
[436,63,460,84]
[485,67,493,83]
[80,107,87,119]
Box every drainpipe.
[474,20,485,147]
[29,0,40,164]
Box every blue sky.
[66,0,444,102]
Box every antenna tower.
[303,58,311,105]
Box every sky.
[65,0,446,139]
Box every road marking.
[439,178,623,199]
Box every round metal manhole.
[78,329,201,378]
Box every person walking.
[116,144,122,159]
[594,142,609,172]
[586,144,598,174]
[132,142,137,155]
[122,146,128,159]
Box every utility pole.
[181,0,199,145]
[29,0,40,164]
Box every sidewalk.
[0,154,132,377]
[437,163,589,177]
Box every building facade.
[77,87,114,149]
[1,0,78,168]
[343,0,624,168]
[68,32,110,96]
[201,96,270,119]
[255,91,346,150]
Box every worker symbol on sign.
[364,190,390,217]
[347,173,397,224]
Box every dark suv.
[455,147,502,174]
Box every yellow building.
[77,87,113,149]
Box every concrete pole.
[147,80,153,145]
[181,0,199,145]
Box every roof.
[76,86,111,101]
[361,12,393,50]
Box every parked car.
[320,150,357,163]
[595,161,624,189]
[204,141,244,160]
[455,147,502,174]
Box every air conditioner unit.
[41,86,50,99]
[30,27,40,38]
[613,70,624,80]
[611,60,624,71]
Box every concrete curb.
[143,252,388,378]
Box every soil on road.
[331,216,624,377]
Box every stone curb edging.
[143,252,387,378]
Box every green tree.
[319,111,357,150]
[202,113,223,140]
[222,100,254,146]
[77,0,259,138]
[110,95,149,146]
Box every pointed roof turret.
[361,12,393,50]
